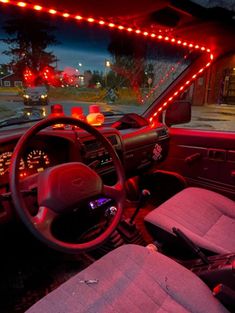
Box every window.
[170,56,235,132]
[3,81,10,87]
[14,81,22,87]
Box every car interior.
[0,1,234,312]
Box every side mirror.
[165,100,191,127]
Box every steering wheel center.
[38,162,103,214]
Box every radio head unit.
[82,134,121,172]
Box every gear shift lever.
[117,189,150,246]
[130,189,151,224]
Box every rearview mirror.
[165,100,191,127]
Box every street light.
[105,59,111,87]
[105,60,111,67]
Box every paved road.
[179,104,235,131]
[0,96,234,131]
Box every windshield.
[25,87,47,93]
[0,6,197,126]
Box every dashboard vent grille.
[157,128,168,138]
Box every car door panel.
[158,128,235,200]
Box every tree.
[1,13,58,80]
[89,70,104,87]
[108,32,146,102]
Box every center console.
[81,124,170,177]
[82,133,122,174]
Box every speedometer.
[0,152,25,176]
[27,149,50,172]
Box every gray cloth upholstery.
[26,244,228,313]
[145,187,235,254]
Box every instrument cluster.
[0,148,51,183]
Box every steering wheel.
[9,116,125,253]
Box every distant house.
[0,73,23,87]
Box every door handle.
[185,153,201,164]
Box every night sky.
[50,19,112,71]
[0,7,112,72]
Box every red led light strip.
[148,54,213,126]
[141,53,190,104]
[0,0,214,126]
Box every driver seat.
[26,245,228,312]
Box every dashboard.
[0,135,70,186]
[0,123,169,223]
[0,149,50,181]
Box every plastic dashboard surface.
[0,123,169,223]
[0,126,123,188]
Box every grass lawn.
[0,87,21,93]
[48,87,141,105]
